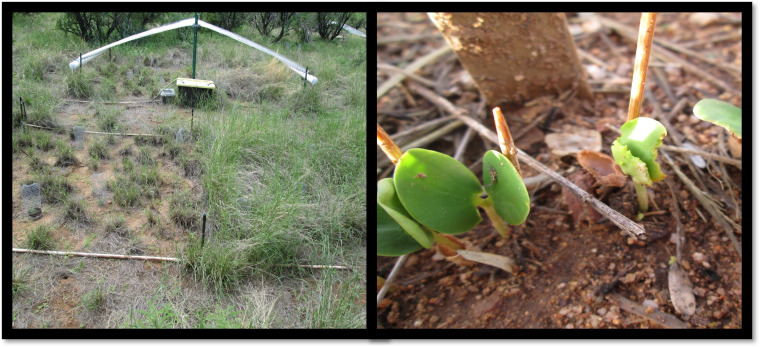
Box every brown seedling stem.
[492,107,521,176]
[627,12,657,122]
[377,123,403,166]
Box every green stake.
[192,13,198,79]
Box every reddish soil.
[377,13,742,329]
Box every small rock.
[378,298,393,309]
[585,64,606,80]
[627,237,635,245]
[706,295,719,305]
[589,314,602,328]
[622,273,637,284]
[430,315,440,324]
[558,282,567,289]
[681,260,691,271]
[608,263,616,271]
[559,307,571,316]
[582,19,601,34]
[413,319,424,328]
[693,287,707,297]
[566,323,575,329]
[702,261,711,269]
[643,299,658,309]
[716,288,726,296]
[692,252,706,263]
[689,13,721,26]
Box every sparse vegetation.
[38,174,74,204]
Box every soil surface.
[376,13,742,329]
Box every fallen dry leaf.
[577,150,627,187]
[457,250,517,274]
[668,263,697,317]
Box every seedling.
[692,99,741,139]
[611,117,667,215]
[376,109,530,257]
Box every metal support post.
[192,13,198,79]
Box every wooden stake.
[627,12,657,122]
[492,107,521,176]
[377,123,403,166]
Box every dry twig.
[377,45,451,100]
[608,293,690,329]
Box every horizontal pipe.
[13,248,180,262]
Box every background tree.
[56,12,127,44]
[251,12,276,37]
[316,12,352,41]
[294,13,315,43]
[271,12,295,43]
[203,12,251,32]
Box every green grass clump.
[288,87,323,117]
[81,280,108,311]
[145,208,161,227]
[96,107,120,132]
[89,138,109,160]
[169,190,199,230]
[28,155,47,174]
[122,157,134,173]
[63,198,91,225]
[12,265,30,299]
[15,81,60,128]
[33,130,54,151]
[54,141,79,167]
[113,175,140,207]
[104,214,129,237]
[182,238,251,293]
[16,130,34,149]
[38,174,73,204]
[24,224,55,250]
[135,146,154,166]
[65,70,94,99]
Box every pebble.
[716,288,726,296]
[706,296,718,305]
[627,237,635,245]
[692,252,706,263]
[566,323,575,329]
[378,298,393,309]
[702,261,711,269]
[430,315,440,324]
[589,314,602,328]
[608,263,616,271]
[597,307,607,316]
[558,282,567,289]
[413,319,424,327]
[693,287,707,297]
[681,260,691,271]
[622,273,637,284]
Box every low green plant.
[182,237,250,293]
[113,175,140,207]
[126,298,179,328]
[25,224,55,250]
[89,139,109,160]
[611,117,667,215]
[377,148,529,256]
[81,279,108,311]
[89,153,100,171]
[96,107,120,133]
[693,99,741,139]
[104,214,129,236]
[145,208,161,227]
[33,130,54,151]
[63,198,91,225]
[122,157,134,173]
[65,70,94,98]
[169,190,199,230]
[82,234,97,249]
[38,174,73,204]
[54,141,79,167]
[12,265,30,298]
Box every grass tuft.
[89,138,109,160]
[54,141,79,167]
[169,190,199,230]
[104,214,129,237]
[63,198,91,225]
[24,224,55,250]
